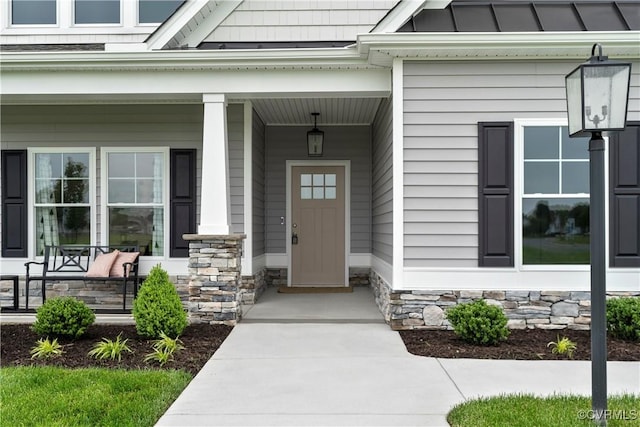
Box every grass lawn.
[0,366,191,427]
[448,394,640,427]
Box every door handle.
[292,232,298,245]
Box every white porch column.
[199,93,231,235]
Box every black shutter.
[170,149,196,257]
[478,122,514,267]
[1,150,28,257]
[609,122,640,267]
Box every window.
[104,149,166,256]
[300,173,336,200]
[138,0,183,24]
[33,151,92,256]
[521,125,591,265]
[11,0,56,25]
[75,0,119,24]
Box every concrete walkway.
[155,287,640,427]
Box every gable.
[201,0,400,44]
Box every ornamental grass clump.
[133,265,187,339]
[32,297,95,339]
[446,300,510,346]
[606,297,640,342]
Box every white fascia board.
[370,0,429,34]
[359,31,640,62]
[145,0,212,50]
[0,67,390,100]
[0,47,369,72]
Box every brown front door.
[291,166,346,286]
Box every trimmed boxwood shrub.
[607,297,640,342]
[133,265,187,339]
[446,300,510,346]
[32,297,95,339]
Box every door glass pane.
[522,198,590,264]
[524,162,558,194]
[12,0,56,25]
[325,187,336,199]
[313,187,324,199]
[75,0,120,24]
[313,174,324,186]
[301,187,312,199]
[139,0,183,23]
[325,174,336,186]
[301,174,311,186]
[562,163,589,194]
[524,126,559,159]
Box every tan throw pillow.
[109,251,140,278]
[85,250,120,278]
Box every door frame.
[286,160,351,287]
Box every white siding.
[0,104,202,251]
[252,109,266,257]
[403,60,640,268]
[205,0,399,42]
[264,125,371,254]
[371,97,393,264]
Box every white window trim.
[514,118,610,272]
[3,0,163,32]
[27,147,97,259]
[100,147,169,261]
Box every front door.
[290,165,346,286]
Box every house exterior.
[1,0,638,329]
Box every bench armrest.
[24,261,45,276]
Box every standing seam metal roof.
[398,1,639,32]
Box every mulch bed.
[0,324,232,375]
[1,325,638,375]
[400,328,640,361]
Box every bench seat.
[25,245,140,311]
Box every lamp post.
[565,44,631,427]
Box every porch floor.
[242,286,384,323]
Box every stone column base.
[183,234,245,325]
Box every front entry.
[290,165,346,286]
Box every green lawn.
[0,367,191,427]
[448,394,640,427]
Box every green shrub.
[133,265,187,339]
[607,297,640,342]
[32,297,95,339]
[446,300,510,346]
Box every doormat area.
[277,286,353,294]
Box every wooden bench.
[25,245,140,311]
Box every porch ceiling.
[250,97,383,126]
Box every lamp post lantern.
[565,44,631,427]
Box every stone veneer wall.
[184,234,245,325]
[370,270,640,331]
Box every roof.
[398,1,639,32]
